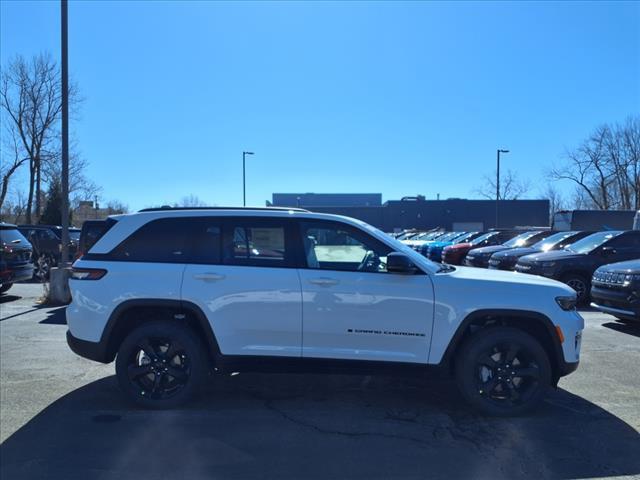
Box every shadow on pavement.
[39,307,67,325]
[603,321,640,338]
[0,294,21,304]
[1,373,639,480]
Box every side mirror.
[387,252,419,274]
[601,246,617,256]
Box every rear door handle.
[309,277,339,286]
[193,273,225,282]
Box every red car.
[442,230,520,265]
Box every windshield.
[531,231,576,252]
[453,231,478,243]
[0,228,29,245]
[566,231,623,254]
[470,231,498,245]
[503,231,539,248]
[69,230,81,241]
[435,232,462,242]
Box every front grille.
[516,264,532,271]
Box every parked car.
[66,207,583,416]
[442,230,521,265]
[423,231,483,261]
[488,231,592,271]
[401,230,446,248]
[464,231,554,268]
[411,231,465,253]
[515,230,640,304]
[590,260,640,322]
[17,224,80,281]
[0,223,34,293]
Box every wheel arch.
[100,299,220,365]
[439,308,564,382]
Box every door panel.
[297,219,435,363]
[299,270,434,363]
[182,265,303,357]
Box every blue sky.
[1,1,639,210]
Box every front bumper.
[590,285,640,320]
[3,264,34,284]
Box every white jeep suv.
[67,207,583,415]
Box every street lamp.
[242,151,254,207]
[496,149,509,228]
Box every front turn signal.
[555,325,565,344]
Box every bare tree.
[539,184,565,223]
[550,116,640,210]
[175,195,207,207]
[0,53,79,222]
[0,125,28,209]
[475,169,531,200]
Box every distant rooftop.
[270,193,382,208]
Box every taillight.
[70,268,107,280]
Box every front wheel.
[0,283,13,294]
[561,273,590,305]
[115,321,207,409]
[455,327,552,416]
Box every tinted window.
[190,221,222,264]
[222,219,292,267]
[111,218,190,263]
[567,231,623,254]
[81,219,117,254]
[607,232,640,249]
[300,221,392,273]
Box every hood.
[492,247,539,260]
[446,242,472,251]
[468,245,509,256]
[429,241,454,249]
[596,260,640,274]
[518,249,586,264]
[441,265,576,292]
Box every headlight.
[541,261,556,268]
[556,295,577,311]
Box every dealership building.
[268,193,550,232]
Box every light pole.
[60,0,70,265]
[495,149,509,228]
[242,151,254,207]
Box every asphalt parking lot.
[1,283,639,480]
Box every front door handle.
[309,277,339,286]
[193,273,225,282]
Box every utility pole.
[60,0,70,265]
[242,151,254,206]
[495,149,509,228]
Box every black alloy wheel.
[116,321,206,408]
[562,274,589,304]
[455,327,551,416]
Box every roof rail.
[137,206,310,213]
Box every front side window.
[300,221,391,273]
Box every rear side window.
[80,219,117,254]
[222,219,293,267]
[190,220,222,264]
[111,218,190,263]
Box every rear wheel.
[115,321,207,409]
[0,283,12,294]
[455,327,552,416]
[561,273,590,304]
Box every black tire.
[33,253,54,282]
[455,327,552,416]
[561,273,590,305]
[115,321,207,409]
[0,283,13,294]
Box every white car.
[67,207,583,415]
